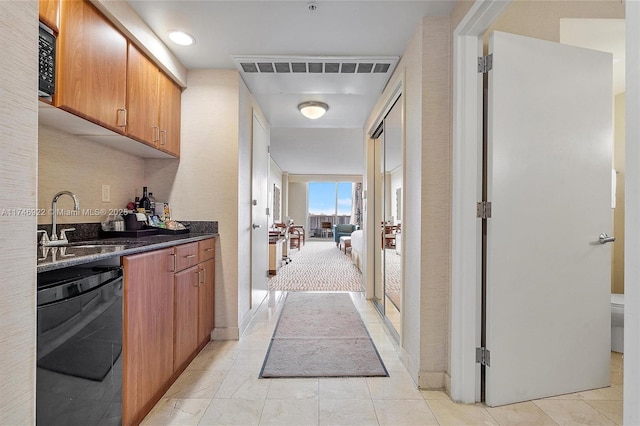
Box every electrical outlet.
[101,184,110,203]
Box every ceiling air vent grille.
[238,60,394,74]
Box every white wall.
[238,78,271,327]
[269,158,283,224]
[38,126,145,225]
[390,167,403,224]
[0,1,38,422]
[237,77,253,328]
[144,69,269,336]
[287,182,308,228]
[364,15,452,390]
[145,70,241,339]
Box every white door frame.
[451,1,640,419]
[450,0,510,403]
[624,1,640,423]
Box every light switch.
[101,184,110,202]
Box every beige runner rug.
[269,240,363,292]
[259,292,388,378]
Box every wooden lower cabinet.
[122,238,216,425]
[174,265,200,371]
[198,258,215,343]
[122,248,175,426]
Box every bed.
[350,229,364,272]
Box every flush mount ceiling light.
[168,30,195,46]
[298,101,328,119]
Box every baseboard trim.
[418,371,445,390]
[211,327,239,340]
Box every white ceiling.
[126,0,458,175]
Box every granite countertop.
[37,233,218,273]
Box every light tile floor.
[143,291,624,425]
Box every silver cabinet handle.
[160,129,167,145]
[598,233,615,244]
[252,224,261,229]
[117,108,127,128]
[153,126,160,143]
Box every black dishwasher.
[36,266,123,426]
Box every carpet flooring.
[259,293,388,378]
[269,240,364,292]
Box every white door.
[251,113,269,308]
[485,31,613,406]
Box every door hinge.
[477,54,493,73]
[476,201,492,219]
[476,347,491,366]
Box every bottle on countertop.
[148,192,156,213]
[139,186,151,213]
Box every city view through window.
[308,182,353,237]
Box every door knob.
[598,233,615,244]
[252,224,261,229]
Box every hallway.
[142,291,623,425]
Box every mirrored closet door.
[372,93,403,335]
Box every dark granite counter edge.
[37,233,219,273]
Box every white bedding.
[350,230,364,271]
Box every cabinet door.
[198,258,215,344]
[158,72,181,157]
[39,0,59,32]
[174,266,200,371]
[126,43,159,147]
[56,0,127,132]
[122,248,175,426]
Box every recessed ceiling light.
[168,30,195,46]
[298,101,328,119]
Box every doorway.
[450,0,634,410]
[251,113,270,309]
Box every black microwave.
[39,23,56,97]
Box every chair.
[382,224,398,249]
[291,225,305,246]
[333,224,357,246]
[321,221,333,238]
[289,226,303,250]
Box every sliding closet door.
[372,93,403,335]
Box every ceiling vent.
[233,56,398,76]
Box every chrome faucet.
[40,191,79,246]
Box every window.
[308,182,355,236]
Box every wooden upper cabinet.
[55,0,127,132]
[39,0,59,32]
[158,73,182,157]
[127,43,181,157]
[126,43,160,147]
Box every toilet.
[611,293,624,353]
